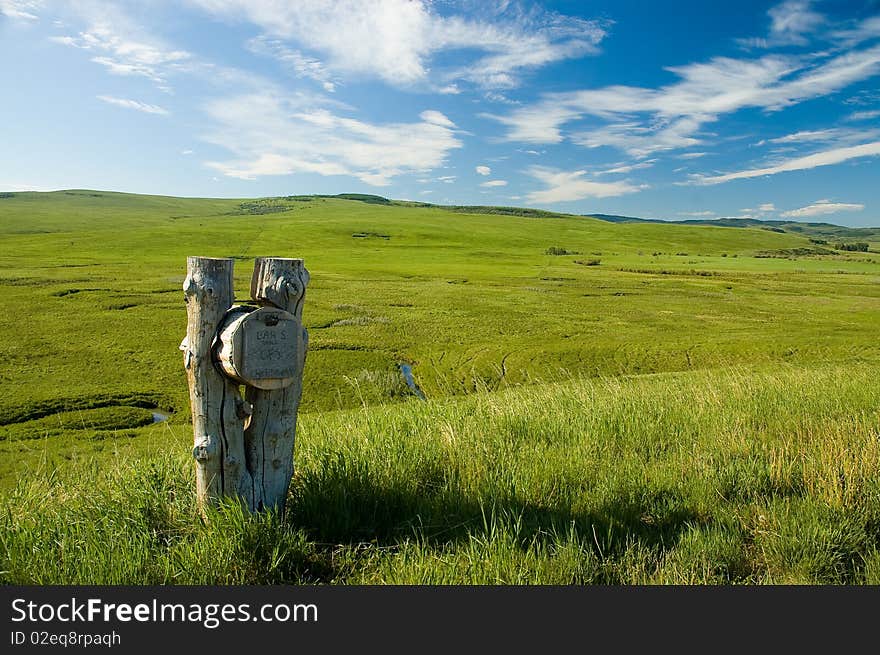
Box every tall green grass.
[3,364,878,584]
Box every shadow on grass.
[287,455,711,583]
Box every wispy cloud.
[203,93,462,186]
[832,16,880,46]
[735,203,777,218]
[484,91,520,105]
[738,0,825,48]
[769,129,839,144]
[0,0,40,20]
[595,160,656,176]
[480,179,507,187]
[487,30,880,159]
[769,0,824,40]
[186,0,607,91]
[51,6,191,88]
[678,210,716,217]
[97,95,170,115]
[525,166,643,203]
[475,165,491,176]
[781,199,865,217]
[757,127,880,147]
[846,109,880,122]
[687,141,880,185]
[247,35,336,92]
[420,110,456,128]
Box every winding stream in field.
[399,363,426,400]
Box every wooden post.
[246,257,310,512]
[182,257,253,511]
[182,256,308,515]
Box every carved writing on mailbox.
[215,306,302,390]
[241,320,298,380]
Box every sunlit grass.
[2,364,878,584]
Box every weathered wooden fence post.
[244,257,309,512]
[181,256,308,515]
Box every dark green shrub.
[834,242,869,252]
[545,246,578,255]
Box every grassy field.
[1,190,879,584]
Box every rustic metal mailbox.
[182,256,309,515]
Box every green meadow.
[1,189,879,584]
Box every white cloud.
[755,127,880,149]
[484,91,519,105]
[688,140,880,185]
[768,129,840,144]
[525,166,642,203]
[738,203,776,216]
[678,211,716,217]
[437,175,456,183]
[480,180,507,187]
[181,149,194,155]
[202,93,461,186]
[573,117,703,157]
[484,103,592,144]
[97,95,170,115]
[832,16,880,46]
[736,0,825,48]
[847,109,880,122]
[677,152,708,159]
[595,160,656,176]
[50,7,191,87]
[441,8,607,90]
[186,0,607,91]
[489,43,880,158]
[781,200,865,217]
[475,165,491,176]
[768,0,824,44]
[419,110,455,128]
[0,0,40,20]
[247,35,336,91]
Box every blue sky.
[1,0,879,225]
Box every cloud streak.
[688,141,880,185]
[0,0,40,20]
[781,199,865,217]
[247,35,336,92]
[525,166,643,203]
[97,95,170,115]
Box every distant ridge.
[3,189,876,236]
[586,213,880,239]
